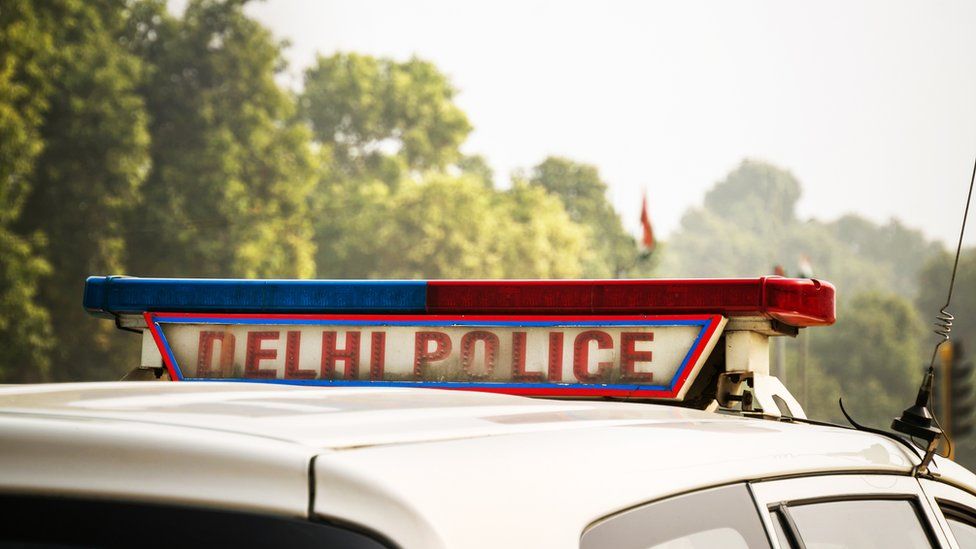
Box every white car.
[2,276,974,548]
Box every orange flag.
[640,190,655,252]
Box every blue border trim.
[150,316,715,393]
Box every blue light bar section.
[84,276,428,317]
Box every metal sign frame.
[144,312,725,399]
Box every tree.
[659,159,939,298]
[660,160,805,278]
[494,182,588,278]
[311,169,394,279]
[316,174,587,279]
[916,249,976,350]
[803,293,926,427]
[916,249,976,469]
[0,0,54,381]
[823,215,942,297]
[300,53,472,181]
[526,157,635,277]
[658,207,771,278]
[13,0,150,381]
[457,154,494,189]
[301,52,591,281]
[126,0,317,279]
[703,159,801,233]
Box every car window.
[947,518,976,549]
[781,499,933,549]
[580,484,771,549]
[939,503,976,548]
[0,493,390,549]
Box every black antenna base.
[891,372,943,444]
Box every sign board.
[145,313,726,399]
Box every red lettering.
[245,331,279,379]
[460,331,499,379]
[321,331,361,379]
[573,330,613,383]
[197,331,235,377]
[620,332,654,382]
[414,332,452,377]
[284,331,315,379]
[548,332,564,382]
[512,332,543,382]
[369,332,386,380]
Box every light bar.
[84,276,835,327]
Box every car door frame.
[919,478,976,549]
[748,474,952,549]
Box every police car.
[2,276,976,548]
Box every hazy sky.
[229,0,976,246]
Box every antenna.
[891,155,976,475]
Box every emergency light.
[85,276,834,325]
[84,276,834,407]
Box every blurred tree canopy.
[661,159,941,298]
[917,249,976,351]
[523,157,638,277]
[917,249,976,465]
[802,293,926,425]
[300,53,471,182]
[125,0,317,279]
[5,0,149,381]
[0,0,54,381]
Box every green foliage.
[660,159,939,297]
[457,154,494,189]
[915,248,976,467]
[0,230,51,382]
[300,53,472,179]
[526,157,637,277]
[659,207,769,277]
[497,182,589,278]
[0,0,54,381]
[917,249,976,352]
[822,215,943,297]
[703,159,801,233]
[314,173,587,279]
[0,0,52,224]
[802,293,926,426]
[303,54,586,281]
[126,0,316,279]
[12,0,150,381]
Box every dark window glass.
[788,499,932,549]
[948,518,976,549]
[0,494,390,549]
[940,504,976,548]
[580,484,771,549]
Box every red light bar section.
[426,277,835,326]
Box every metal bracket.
[718,371,807,419]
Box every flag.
[640,190,655,252]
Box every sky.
[212,0,976,246]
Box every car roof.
[1,382,971,549]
